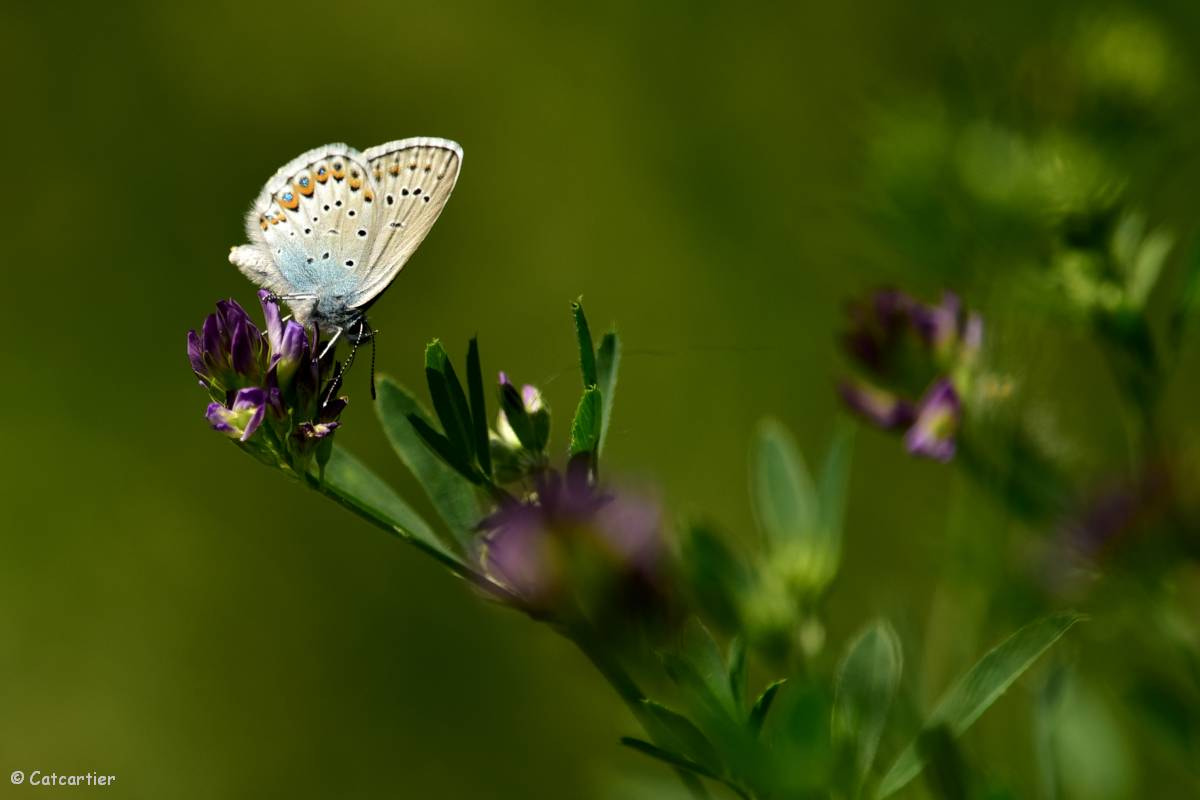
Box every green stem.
[298,467,521,604]
[567,623,713,800]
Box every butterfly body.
[230,138,463,339]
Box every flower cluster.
[187,291,346,471]
[480,467,668,625]
[839,289,982,461]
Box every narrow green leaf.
[407,413,483,484]
[749,679,786,735]
[876,613,1082,799]
[465,338,492,477]
[818,422,855,565]
[569,386,602,456]
[727,636,747,710]
[620,737,720,781]
[312,446,456,563]
[424,340,475,459]
[572,298,598,388]
[664,619,738,723]
[376,377,483,548]
[833,620,903,794]
[918,726,971,800]
[640,700,721,770]
[499,381,541,451]
[680,523,749,630]
[751,418,819,545]
[596,331,621,454]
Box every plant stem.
[567,623,713,800]
[299,467,520,603]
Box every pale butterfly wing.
[230,143,381,325]
[352,137,463,307]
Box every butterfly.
[229,137,463,393]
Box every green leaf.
[918,726,971,800]
[569,386,602,457]
[875,613,1082,799]
[620,737,720,781]
[310,446,458,565]
[751,418,840,595]
[748,679,786,735]
[375,377,483,548]
[833,620,903,794]
[664,619,738,723]
[596,331,621,454]
[680,523,749,630]
[499,381,542,452]
[640,700,721,770]
[727,636,747,709]
[406,413,483,484]
[424,340,475,461]
[818,422,855,562]
[465,338,492,478]
[572,298,598,388]
[751,418,819,544]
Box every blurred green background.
[3,1,1199,797]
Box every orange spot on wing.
[296,176,315,196]
[348,176,362,191]
[315,166,330,183]
[388,164,400,176]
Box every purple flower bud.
[259,290,283,353]
[295,420,341,440]
[904,379,961,462]
[206,387,268,442]
[911,291,961,353]
[269,320,309,389]
[494,373,545,449]
[187,330,205,378]
[838,380,916,430]
[842,289,914,375]
[962,312,984,361]
[189,298,269,391]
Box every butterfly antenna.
[323,339,360,409]
[368,328,378,400]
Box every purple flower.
[479,475,666,615]
[842,289,914,376]
[838,380,916,430]
[206,387,268,442]
[904,379,961,462]
[839,288,983,462]
[911,291,961,355]
[188,294,349,469]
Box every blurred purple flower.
[838,380,915,430]
[480,474,665,615]
[904,379,961,462]
[838,288,982,462]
